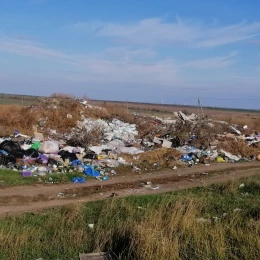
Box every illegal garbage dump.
[0,96,260,183]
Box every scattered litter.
[230,125,241,135]
[216,156,225,163]
[142,182,152,188]
[21,171,33,177]
[174,111,198,121]
[72,177,86,183]
[212,216,219,222]
[79,252,107,260]
[57,192,65,198]
[0,99,259,183]
[108,192,119,198]
[88,224,94,229]
[239,183,245,188]
[220,150,240,162]
[196,218,211,223]
[38,141,60,154]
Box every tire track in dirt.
[1,162,260,217]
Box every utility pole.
[198,97,204,120]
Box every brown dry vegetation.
[0,105,37,136]
[93,100,260,116]
[2,177,260,260]
[1,96,260,160]
[212,114,260,132]
[0,98,135,137]
[68,126,104,149]
[101,103,135,123]
[0,98,82,136]
[121,148,181,167]
[218,139,260,158]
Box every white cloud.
[197,21,260,47]
[70,58,179,85]
[182,52,237,69]
[72,17,260,48]
[0,37,70,61]
[0,35,237,88]
[104,47,156,60]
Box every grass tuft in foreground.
[1,176,260,259]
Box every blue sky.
[1,0,260,109]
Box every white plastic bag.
[39,141,59,154]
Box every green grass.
[0,169,89,187]
[1,175,260,259]
[0,163,165,187]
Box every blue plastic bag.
[181,154,193,161]
[72,176,86,183]
[71,160,83,166]
[84,166,100,177]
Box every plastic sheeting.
[39,141,60,154]
[220,149,240,161]
[78,118,138,142]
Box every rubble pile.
[0,98,260,182]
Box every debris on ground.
[0,96,259,183]
[108,192,119,198]
[79,252,108,260]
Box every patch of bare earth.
[0,162,260,217]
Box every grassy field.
[0,98,34,106]
[1,174,260,259]
[1,92,260,115]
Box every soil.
[1,162,260,217]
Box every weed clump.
[218,139,259,158]
[67,126,104,149]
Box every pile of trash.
[0,98,260,182]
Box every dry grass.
[0,97,140,136]
[1,177,260,259]
[0,97,82,136]
[121,148,181,166]
[100,103,135,123]
[212,114,260,132]
[37,97,82,133]
[68,125,104,149]
[0,105,37,136]
[218,139,260,158]
[132,199,204,260]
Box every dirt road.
[1,162,260,217]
